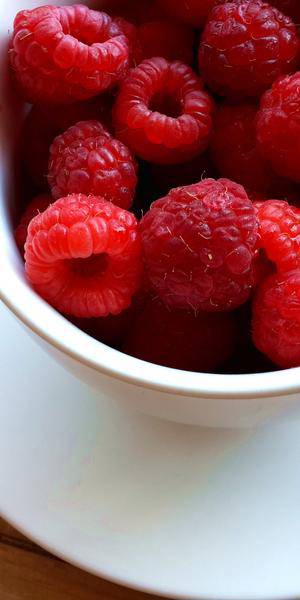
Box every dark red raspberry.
[136,20,194,64]
[105,0,164,24]
[199,0,299,98]
[140,178,258,312]
[255,200,300,272]
[15,194,51,254]
[123,297,237,371]
[252,269,300,368]
[25,194,142,318]
[10,5,130,103]
[113,57,213,164]
[256,73,300,183]
[22,96,113,190]
[48,120,137,209]
[157,0,217,27]
[270,0,300,22]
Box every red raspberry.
[157,0,217,27]
[123,297,237,371]
[25,194,142,318]
[113,57,213,164]
[256,73,300,183]
[140,178,258,312]
[48,120,137,210]
[136,20,194,64]
[252,270,300,368]
[22,96,113,190]
[199,0,299,98]
[10,5,130,103]
[15,194,51,254]
[255,200,300,272]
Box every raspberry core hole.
[149,91,182,118]
[68,253,108,278]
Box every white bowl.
[1,0,300,429]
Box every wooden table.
[0,517,164,600]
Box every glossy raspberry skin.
[123,297,237,371]
[10,5,130,103]
[199,0,299,98]
[15,194,51,253]
[256,200,300,272]
[22,96,113,189]
[140,178,258,311]
[113,57,214,164]
[252,270,300,368]
[25,194,142,318]
[157,0,217,27]
[136,20,194,64]
[48,120,137,209]
[256,73,300,183]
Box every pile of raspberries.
[11,0,300,373]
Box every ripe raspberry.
[25,194,142,318]
[22,96,113,190]
[140,178,258,312]
[113,57,213,164]
[136,20,194,64]
[199,0,299,98]
[255,199,300,272]
[10,5,130,103]
[256,73,300,183]
[123,297,237,371]
[48,120,137,210]
[157,0,217,27]
[252,270,300,368]
[15,194,51,253]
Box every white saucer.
[1,302,300,600]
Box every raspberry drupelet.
[199,0,299,98]
[252,270,300,368]
[123,297,237,371]
[255,200,300,272]
[256,73,300,183]
[10,4,130,104]
[113,57,214,165]
[25,194,143,318]
[156,0,217,27]
[48,120,137,209]
[15,194,51,253]
[140,178,258,312]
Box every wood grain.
[0,518,164,600]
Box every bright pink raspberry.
[15,194,51,253]
[25,194,142,318]
[157,0,217,27]
[256,73,300,183]
[199,0,299,98]
[10,5,130,103]
[140,178,258,312]
[123,297,237,371]
[22,96,113,189]
[255,200,300,272]
[136,20,194,64]
[48,120,137,210]
[252,269,300,368]
[113,57,213,164]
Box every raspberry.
[256,73,300,183]
[22,96,113,189]
[140,178,258,311]
[25,194,142,318]
[10,5,130,103]
[15,194,51,253]
[252,269,300,368]
[157,0,217,27]
[199,0,299,98]
[255,199,300,272]
[48,120,137,209]
[106,0,164,25]
[136,20,194,64]
[270,0,300,22]
[113,57,213,164]
[123,297,237,371]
